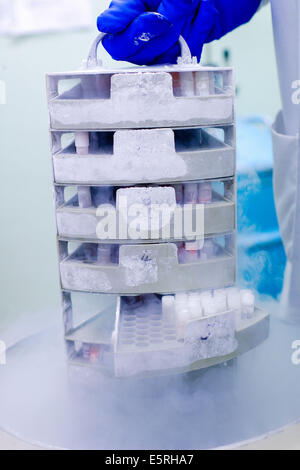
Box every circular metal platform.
[0,305,299,450]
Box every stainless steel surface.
[0,309,298,450]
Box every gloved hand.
[97,0,262,65]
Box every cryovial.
[200,291,219,316]
[175,292,188,306]
[179,72,195,97]
[175,292,190,332]
[184,183,198,204]
[90,345,101,363]
[162,296,175,322]
[97,244,112,265]
[198,182,212,204]
[78,186,92,208]
[174,184,184,205]
[184,241,199,263]
[177,242,186,264]
[240,289,255,319]
[213,289,227,313]
[226,287,242,325]
[226,287,241,311]
[82,343,91,360]
[195,71,214,96]
[75,132,89,155]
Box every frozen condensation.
[49,71,234,129]
[120,252,158,287]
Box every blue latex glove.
[97,0,261,65]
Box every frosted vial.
[82,343,91,360]
[240,289,255,319]
[213,289,227,313]
[195,71,214,96]
[90,346,101,363]
[198,182,212,204]
[162,296,175,322]
[226,287,242,325]
[175,292,188,306]
[180,72,195,97]
[175,293,189,333]
[226,287,241,311]
[174,184,184,205]
[201,291,218,316]
[176,306,189,339]
[78,186,92,208]
[184,242,199,263]
[184,183,198,204]
[75,132,89,155]
[177,242,186,264]
[97,244,112,265]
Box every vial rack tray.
[51,126,235,185]
[65,300,269,378]
[55,185,235,241]
[47,68,234,130]
[59,240,236,295]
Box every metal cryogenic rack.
[47,35,269,378]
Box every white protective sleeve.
[270,0,300,320]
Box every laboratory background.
[0,0,299,451]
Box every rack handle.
[86,32,195,68]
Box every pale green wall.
[202,3,281,118]
[0,1,280,335]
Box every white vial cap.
[200,291,218,316]
[75,132,89,155]
[213,289,227,313]
[226,287,241,310]
[240,289,255,318]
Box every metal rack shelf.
[47,35,269,378]
[47,68,235,130]
[51,126,235,185]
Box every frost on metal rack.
[113,294,269,378]
[58,236,236,295]
[46,68,234,130]
[61,291,269,377]
[54,179,236,241]
[50,126,236,185]
[47,34,269,378]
